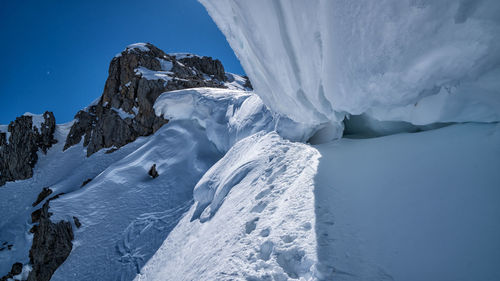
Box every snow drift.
[200,0,500,134]
[135,131,320,280]
[154,87,315,151]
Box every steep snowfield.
[135,132,320,280]
[200,0,500,132]
[1,122,79,275]
[49,121,222,281]
[51,88,301,280]
[0,118,222,280]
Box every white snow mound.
[135,131,320,280]
[154,88,316,152]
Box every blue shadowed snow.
[314,123,500,281]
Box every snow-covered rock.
[65,42,250,157]
[200,0,500,132]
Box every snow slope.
[1,87,315,280]
[49,121,222,281]
[135,132,320,280]
[2,87,499,281]
[0,118,222,280]
[200,0,500,131]
[136,122,500,281]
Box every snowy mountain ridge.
[2,1,500,280]
[0,43,256,281]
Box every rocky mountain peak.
[1,43,250,186]
[64,42,237,156]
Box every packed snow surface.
[200,0,500,130]
[49,120,223,281]
[135,132,320,280]
[314,123,500,280]
[134,123,500,281]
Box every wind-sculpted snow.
[200,0,500,132]
[154,88,316,152]
[48,122,221,281]
[0,118,222,280]
[135,132,320,280]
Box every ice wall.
[200,0,500,131]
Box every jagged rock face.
[0,112,57,186]
[32,187,53,207]
[27,200,73,281]
[177,55,226,81]
[242,75,253,90]
[64,43,229,156]
[64,105,141,156]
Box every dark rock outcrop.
[243,75,253,90]
[148,163,159,178]
[81,178,92,187]
[0,242,8,252]
[0,262,24,281]
[27,199,73,281]
[73,216,81,228]
[32,187,53,207]
[31,209,42,223]
[0,112,57,186]
[10,262,22,276]
[64,43,230,156]
[177,55,226,81]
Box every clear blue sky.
[0,0,244,124]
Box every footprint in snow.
[245,217,259,234]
